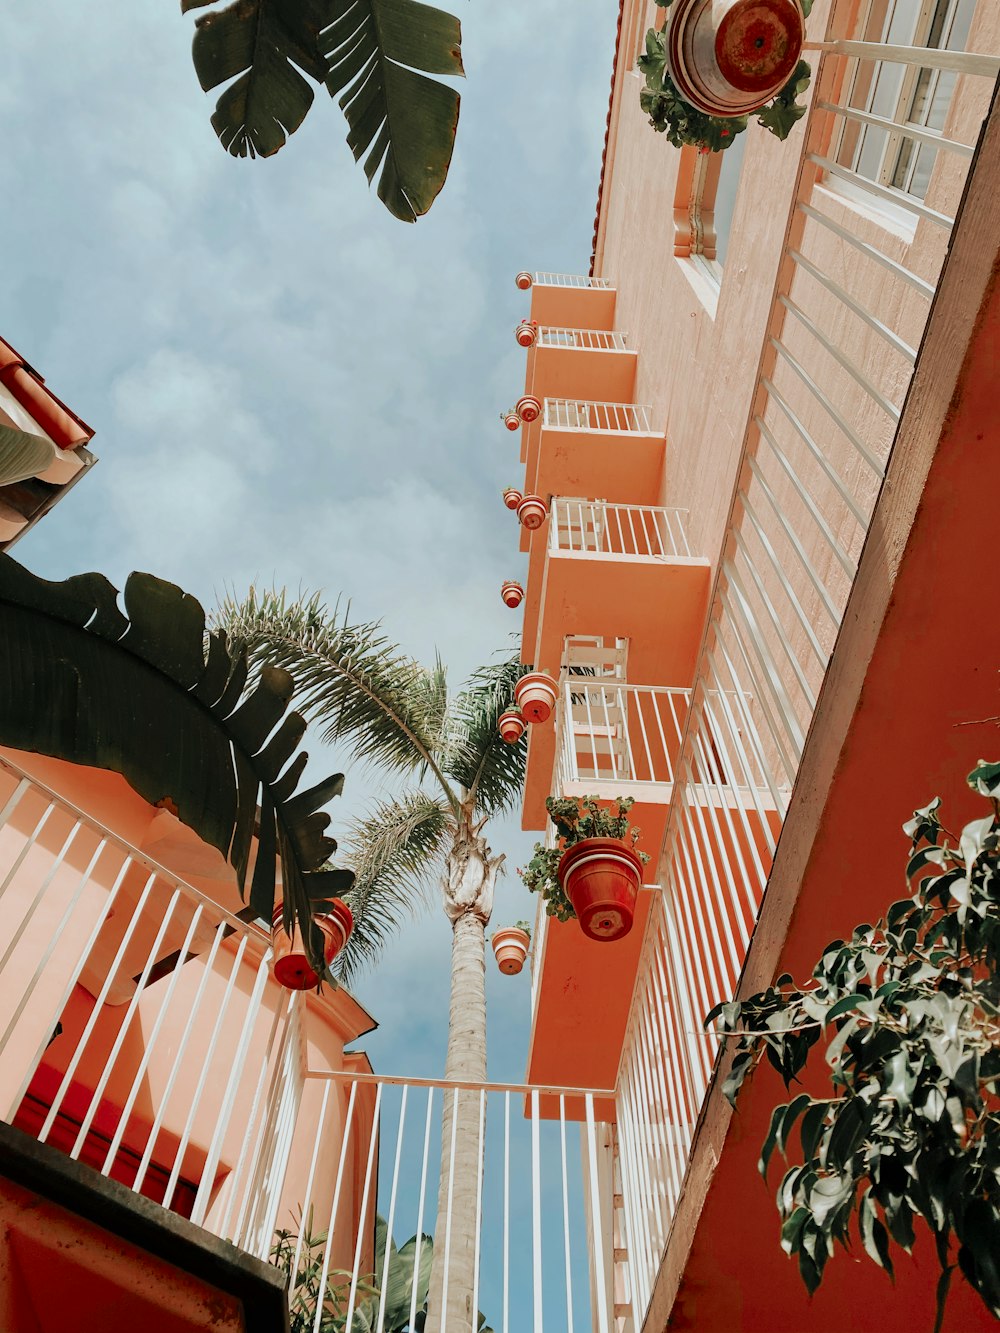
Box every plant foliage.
[708,764,1000,1330]
[184,0,463,221]
[273,1210,492,1332]
[0,555,354,972]
[639,0,812,152]
[519,795,649,922]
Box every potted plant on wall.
[497,705,526,744]
[501,580,524,609]
[502,486,523,511]
[515,271,533,290]
[515,320,538,348]
[271,897,354,990]
[516,494,548,530]
[491,920,532,974]
[502,410,521,432]
[519,796,649,941]
[514,670,558,723]
[639,0,812,152]
[515,395,541,424]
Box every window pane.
[714,134,748,265]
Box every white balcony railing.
[550,498,692,559]
[554,682,686,797]
[0,753,302,1258]
[543,399,655,433]
[537,327,628,351]
[280,1071,620,1333]
[532,272,613,289]
[610,32,1000,1327]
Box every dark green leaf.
[322,0,463,221]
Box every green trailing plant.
[638,0,813,153]
[273,1211,492,1332]
[513,919,532,939]
[0,554,354,975]
[519,795,649,921]
[708,762,1000,1331]
[183,0,464,223]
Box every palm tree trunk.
[425,812,502,1333]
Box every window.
[673,134,748,282]
[835,0,977,202]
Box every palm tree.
[217,586,528,1333]
[183,0,464,223]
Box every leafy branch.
[708,762,1000,1330]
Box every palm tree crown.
[216,586,527,982]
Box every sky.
[4,0,617,1084]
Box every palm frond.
[215,587,458,810]
[334,788,451,983]
[442,655,527,817]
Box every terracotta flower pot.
[515,272,533,291]
[666,0,805,117]
[558,838,643,942]
[502,487,523,511]
[271,898,353,990]
[503,411,521,432]
[515,320,538,348]
[492,926,531,975]
[497,709,526,743]
[514,671,558,724]
[501,580,525,609]
[517,495,548,530]
[515,395,541,424]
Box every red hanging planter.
[558,838,643,942]
[502,486,523,511]
[666,0,805,117]
[515,395,541,424]
[271,898,353,990]
[515,272,533,291]
[514,671,558,724]
[492,925,531,975]
[497,709,526,744]
[517,495,548,530]
[515,320,538,348]
[501,579,524,609]
[502,411,521,432]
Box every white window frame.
[834,0,976,211]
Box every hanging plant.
[519,795,649,939]
[638,0,813,153]
[708,762,1000,1331]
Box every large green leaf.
[0,555,353,968]
[187,0,333,158]
[0,424,58,487]
[322,0,463,222]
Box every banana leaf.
[0,554,353,973]
[185,0,463,222]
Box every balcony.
[521,502,711,827]
[0,750,374,1275]
[520,399,665,506]
[525,677,780,1104]
[525,327,637,406]
[520,271,617,330]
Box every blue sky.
[5,0,617,1083]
